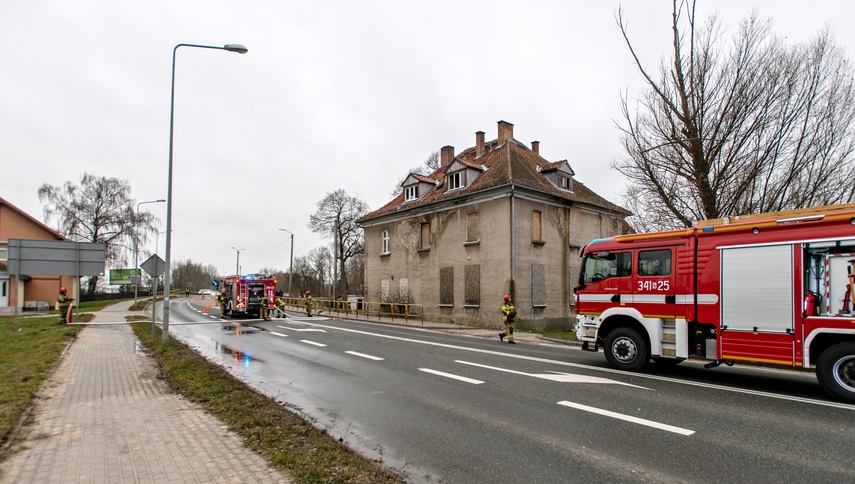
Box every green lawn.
[0,315,81,454]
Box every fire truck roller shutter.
[720,245,794,333]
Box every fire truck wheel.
[816,342,855,402]
[604,327,649,372]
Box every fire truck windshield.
[581,251,632,283]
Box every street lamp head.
[155,198,166,202]
[224,44,248,54]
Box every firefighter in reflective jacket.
[259,294,271,320]
[499,294,516,344]
[305,291,313,317]
[218,289,229,317]
[57,287,72,324]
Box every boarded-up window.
[532,263,545,306]
[381,278,390,301]
[440,267,454,305]
[467,212,479,242]
[464,265,480,306]
[420,223,430,249]
[532,211,542,241]
[399,277,409,300]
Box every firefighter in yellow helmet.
[218,289,230,318]
[305,290,313,317]
[57,287,72,324]
[259,293,270,320]
[499,294,516,344]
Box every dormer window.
[449,171,465,190]
[559,176,570,189]
[404,185,418,201]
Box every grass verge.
[525,329,578,341]
[132,323,405,483]
[0,315,81,454]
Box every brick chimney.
[531,140,539,155]
[497,120,514,143]
[441,145,455,165]
[475,131,485,157]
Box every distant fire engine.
[574,204,855,402]
[217,274,276,318]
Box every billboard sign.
[109,268,141,285]
[7,239,106,276]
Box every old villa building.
[358,121,630,329]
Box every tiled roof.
[360,136,629,222]
[409,173,437,184]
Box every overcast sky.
[3,1,853,278]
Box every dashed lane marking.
[419,368,484,384]
[558,400,695,436]
[345,351,384,361]
[301,340,327,347]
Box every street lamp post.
[135,199,165,303]
[162,42,248,344]
[153,230,166,341]
[278,229,294,297]
[230,247,246,276]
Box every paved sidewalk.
[0,299,290,483]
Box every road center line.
[455,360,648,388]
[269,332,288,338]
[346,351,384,361]
[558,401,695,436]
[419,368,484,384]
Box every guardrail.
[275,297,424,324]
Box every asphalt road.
[162,298,855,484]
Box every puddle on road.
[216,342,265,371]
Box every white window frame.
[381,230,390,254]
[404,185,418,201]
[448,171,464,190]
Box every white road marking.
[346,351,384,361]
[419,368,484,384]
[294,321,855,411]
[301,340,327,347]
[558,401,695,436]
[455,360,648,389]
[269,332,288,338]
[276,325,327,332]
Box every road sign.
[141,255,166,278]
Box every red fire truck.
[574,204,855,402]
[217,274,277,318]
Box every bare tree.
[304,246,333,295]
[390,151,441,196]
[614,1,855,231]
[172,259,219,293]
[308,189,368,296]
[38,173,160,293]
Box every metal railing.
[275,297,424,324]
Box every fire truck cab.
[217,274,277,318]
[574,205,855,402]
